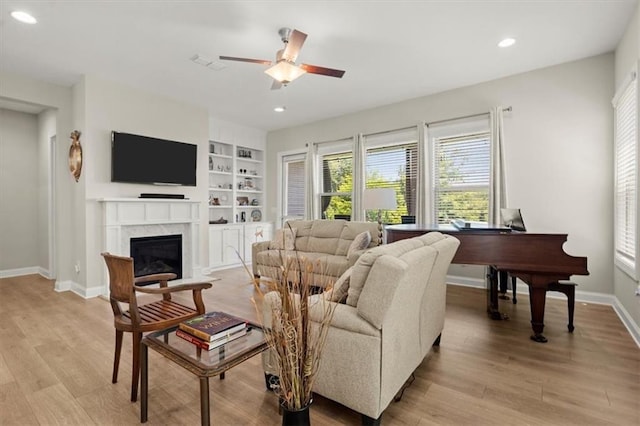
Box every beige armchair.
[261,232,460,424]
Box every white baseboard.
[54,280,104,299]
[207,263,247,273]
[446,274,640,348]
[612,299,640,347]
[54,279,73,292]
[0,266,42,279]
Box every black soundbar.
[139,193,186,199]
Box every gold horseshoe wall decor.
[69,130,83,182]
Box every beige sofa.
[252,219,380,288]
[261,232,460,424]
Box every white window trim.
[277,149,307,228]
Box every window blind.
[614,75,638,277]
[363,128,418,224]
[317,139,353,219]
[433,132,490,223]
[283,155,306,219]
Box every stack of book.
[177,311,248,351]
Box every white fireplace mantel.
[99,198,202,280]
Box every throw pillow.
[347,231,372,260]
[330,267,352,304]
[269,228,297,250]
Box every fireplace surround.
[100,198,202,294]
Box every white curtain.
[489,106,508,224]
[304,143,318,219]
[417,123,431,224]
[352,134,365,221]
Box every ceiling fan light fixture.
[265,60,306,84]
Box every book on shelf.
[178,311,248,342]
[176,328,247,351]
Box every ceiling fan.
[220,27,345,90]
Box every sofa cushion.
[347,231,372,261]
[330,267,352,303]
[306,220,346,255]
[336,222,380,256]
[286,220,314,252]
[269,228,297,250]
[346,238,424,307]
[256,250,325,268]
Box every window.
[363,128,418,224]
[281,152,306,224]
[613,72,638,279]
[317,139,353,219]
[433,132,490,223]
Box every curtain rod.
[426,106,512,127]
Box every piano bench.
[546,281,577,332]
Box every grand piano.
[386,224,589,342]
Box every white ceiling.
[0,1,636,131]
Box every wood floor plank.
[1,272,638,425]
[0,381,39,425]
[26,382,95,425]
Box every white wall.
[37,109,56,276]
[78,75,210,295]
[210,116,267,151]
[0,70,268,296]
[267,54,614,295]
[0,71,76,286]
[0,109,39,271]
[614,4,640,331]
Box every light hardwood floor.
[0,269,638,425]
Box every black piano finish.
[386,224,589,342]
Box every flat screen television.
[111,131,197,186]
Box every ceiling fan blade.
[271,80,283,90]
[300,64,345,78]
[282,29,307,62]
[219,56,272,65]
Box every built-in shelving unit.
[207,140,271,270]
[207,141,265,225]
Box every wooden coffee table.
[140,321,268,426]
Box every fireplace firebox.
[130,234,182,284]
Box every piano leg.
[487,266,508,320]
[528,283,549,343]
[498,270,510,300]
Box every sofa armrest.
[310,297,379,337]
[252,240,271,275]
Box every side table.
[141,321,268,426]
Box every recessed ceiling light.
[11,11,37,24]
[498,38,516,48]
[274,106,286,112]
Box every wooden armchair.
[101,252,213,402]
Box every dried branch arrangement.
[241,232,336,411]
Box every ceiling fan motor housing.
[278,27,292,43]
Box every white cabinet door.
[222,225,243,266]
[209,224,243,268]
[209,227,224,268]
[243,223,273,263]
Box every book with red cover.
[175,328,247,351]
[178,311,247,342]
